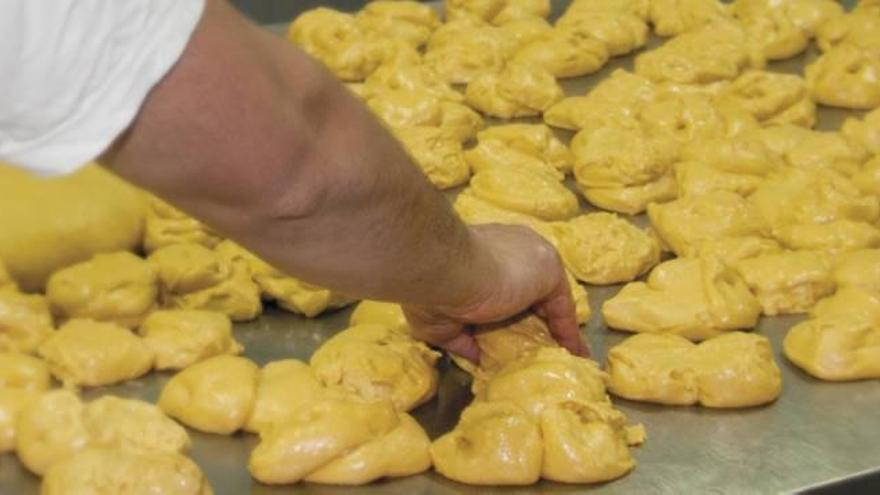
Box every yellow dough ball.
[45,252,158,328]
[288,8,385,81]
[566,0,651,20]
[603,257,761,341]
[648,0,728,37]
[607,333,698,405]
[0,389,40,453]
[469,167,580,221]
[159,355,258,435]
[815,3,880,53]
[0,290,54,354]
[393,126,472,190]
[556,9,648,57]
[812,287,880,321]
[496,16,553,49]
[82,396,190,455]
[138,310,242,371]
[15,389,89,476]
[637,93,759,145]
[366,89,483,140]
[833,249,880,295]
[142,197,221,254]
[430,400,543,486]
[41,448,212,495]
[243,359,326,434]
[581,173,678,216]
[718,70,816,127]
[785,311,880,381]
[349,300,409,334]
[363,62,463,103]
[544,69,658,131]
[464,63,564,119]
[476,124,573,174]
[453,189,559,245]
[511,26,610,78]
[692,236,784,265]
[735,251,836,316]
[555,213,661,285]
[310,324,440,411]
[38,319,153,387]
[356,1,440,47]
[458,314,562,380]
[0,164,147,293]
[0,352,50,391]
[424,19,509,83]
[806,44,880,110]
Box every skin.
[104,0,587,362]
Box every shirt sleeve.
[0,0,206,176]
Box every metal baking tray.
[3,3,879,494]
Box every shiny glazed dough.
[544,69,658,131]
[424,19,509,83]
[468,167,580,221]
[0,389,40,453]
[511,26,610,79]
[355,1,440,47]
[37,319,153,387]
[718,70,816,127]
[735,251,836,315]
[476,124,573,174]
[349,300,410,334]
[785,312,880,381]
[158,355,259,434]
[244,359,327,434]
[81,396,191,455]
[555,9,648,56]
[0,290,54,354]
[15,390,90,476]
[733,0,841,60]
[464,63,563,118]
[832,249,880,295]
[393,126,472,190]
[139,310,242,370]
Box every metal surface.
[3,6,880,495]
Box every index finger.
[535,277,590,357]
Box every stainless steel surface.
[3,7,880,495]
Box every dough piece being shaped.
[648,191,769,257]
[734,0,841,60]
[424,19,509,83]
[459,314,565,381]
[833,249,880,295]
[0,290,53,354]
[430,400,543,486]
[158,355,258,434]
[310,324,440,411]
[555,213,661,284]
[784,312,880,381]
[356,1,440,47]
[244,359,326,434]
[603,257,761,341]
[363,62,463,103]
[45,252,158,328]
[468,167,580,221]
[38,319,153,387]
[607,332,781,407]
[556,9,648,56]
[139,310,242,370]
[648,0,728,37]
[0,389,40,453]
[511,26,610,78]
[581,173,678,215]
[82,396,190,455]
[143,197,221,254]
[15,389,89,475]
[249,398,410,485]
[0,352,50,391]
[41,448,212,495]
[735,251,835,316]
[349,300,409,334]
[393,126,472,190]
[806,45,880,110]
[544,69,657,131]
[718,70,816,127]
[288,8,384,81]
[0,164,147,293]
[465,63,563,118]
[149,243,262,321]
[634,21,764,85]
[477,124,573,174]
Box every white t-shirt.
[0,0,205,176]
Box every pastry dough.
[842,107,880,156]
[511,26,610,78]
[607,332,782,407]
[676,133,783,197]
[38,319,153,387]
[148,243,262,321]
[580,173,678,216]
[139,310,243,370]
[393,126,472,190]
[784,311,880,381]
[45,252,158,328]
[718,70,816,127]
[0,260,16,291]
[637,93,758,144]
[648,191,769,257]
[158,355,259,434]
[735,251,835,316]
[811,287,880,321]
[465,63,563,118]
[468,167,580,221]
[41,448,212,495]
[692,236,783,264]
[288,8,385,81]
[0,352,50,391]
[363,62,463,103]
[0,389,40,453]
[465,139,563,182]
[648,0,728,37]
[603,257,761,341]
[367,89,483,142]
[424,19,509,83]
[853,156,880,196]
[806,44,880,110]
[15,390,90,475]
[544,69,657,131]
[832,249,880,295]
[445,0,551,25]
[310,324,440,411]
[756,126,868,176]
[356,1,440,48]
[496,16,553,48]
[244,359,326,434]
[476,124,573,174]
[249,397,430,485]
[733,0,841,60]
[555,9,648,57]
[143,197,221,254]
[349,300,410,334]
[81,396,190,455]
[566,0,650,20]
[815,3,880,53]
[0,289,54,354]
[555,212,661,284]
[453,189,559,245]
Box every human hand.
[402,224,589,363]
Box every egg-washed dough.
[37,319,153,387]
[464,63,563,118]
[41,448,212,495]
[349,300,410,334]
[310,324,440,412]
[603,257,761,341]
[148,243,262,321]
[15,390,90,475]
[555,213,661,285]
[367,89,484,142]
[581,173,678,216]
[785,304,880,381]
[249,397,430,485]
[159,355,258,434]
[0,163,147,293]
[733,0,842,60]
[476,124,573,174]
[718,70,816,127]
[555,9,648,57]
[735,251,835,316]
[424,19,509,83]
[244,359,326,434]
[648,191,769,258]
[0,289,54,354]
[806,44,880,110]
[362,62,463,103]
[143,197,221,254]
[139,310,242,371]
[288,8,385,81]
[355,1,440,48]
[0,389,40,453]
[81,395,191,455]
[833,249,880,295]
[0,352,50,391]
[634,20,764,85]
[544,69,658,131]
[511,26,610,78]
[45,252,158,328]
[648,0,728,37]
[468,167,580,221]
[464,139,563,182]
[607,332,782,407]
[393,126,472,190]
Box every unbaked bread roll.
[0,352,50,391]
[38,319,153,387]
[842,107,880,156]
[139,310,242,370]
[367,89,483,141]
[393,126,472,190]
[580,173,678,216]
[81,395,190,455]
[453,189,559,245]
[468,167,580,221]
[445,0,551,25]
[0,290,54,354]
[465,63,563,118]
[648,0,728,37]
[356,1,440,47]
[603,257,761,340]
[692,236,783,265]
[806,44,880,110]
[637,93,758,144]
[755,125,868,177]
[718,70,816,127]
[0,389,40,453]
[349,300,410,333]
[159,355,259,434]
[735,251,835,316]
[511,26,610,78]
[476,124,573,174]
[556,9,648,56]
[15,390,90,475]
[424,19,509,83]
[45,252,158,328]
[832,249,880,295]
[815,2,880,53]
[362,62,463,103]
[244,359,326,434]
[142,197,221,254]
[544,69,657,131]
[733,0,841,60]
[288,8,385,81]
[675,132,783,197]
